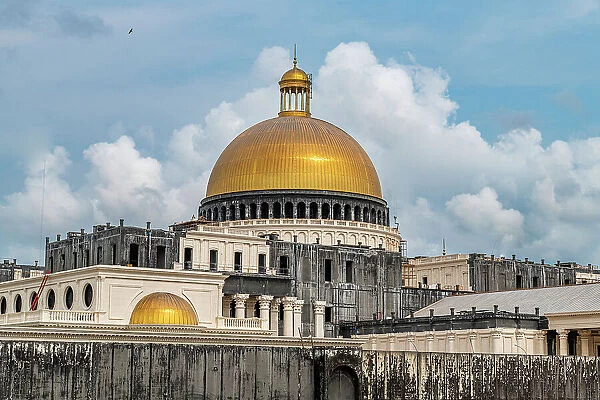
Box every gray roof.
[413,283,600,317]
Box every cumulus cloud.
[3,42,600,265]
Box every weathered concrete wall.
[1,341,598,399]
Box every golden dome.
[129,292,199,326]
[280,66,309,82]
[205,116,382,198]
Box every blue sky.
[2,0,600,264]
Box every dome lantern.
[279,45,311,117]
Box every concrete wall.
[1,340,599,399]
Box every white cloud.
[3,42,600,265]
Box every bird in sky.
[128,28,133,34]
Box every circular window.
[83,284,93,308]
[47,290,55,310]
[65,286,74,310]
[0,297,6,314]
[14,294,22,313]
[30,291,38,311]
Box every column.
[447,333,456,353]
[469,332,478,353]
[258,295,273,330]
[558,329,569,356]
[282,297,296,336]
[313,300,326,338]
[270,298,281,333]
[535,331,547,355]
[426,333,435,352]
[233,294,249,319]
[515,332,526,355]
[293,299,304,337]
[491,330,503,354]
[579,330,591,356]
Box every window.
[156,245,166,269]
[344,204,351,220]
[60,254,65,269]
[49,256,54,273]
[229,301,236,317]
[83,284,93,308]
[516,275,523,289]
[239,204,246,220]
[0,297,6,314]
[73,252,77,268]
[309,202,318,219]
[234,252,242,272]
[254,302,260,317]
[129,244,139,267]
[260,202,269,219]
[30,291,38,311]
[297,202,306,219]
[14,294,22,313]
[273,202,282,218]
[322,203,330,219]
[97,246,103,264]
[325,306,332,323]
[210,250,218,271]
[84,250,90,267]
[229,204,236,220]
[324,259,332,282]
[279,256,289,275]
[250,203,257,219]
[532,276,539,288]
[112,244,117,265]
[284,202,293,218]
[345,261,353,283]
[333,204,342,220]
[422,277,428,286]
[258,254,266,274]
[65,286,74,310]
[184,247,193,269]
[47,290,55,310]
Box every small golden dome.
[206,116,382,198]
[129,292,198,326]
[280,66,309,82]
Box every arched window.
[333,204,342,220]
[213,207,218,221]
[260,202,269,219]
[273,202,282,218]
[363,207,369,222]
[250,203,257,219]
[229,204,236,221]
[220,206,226,222]
[354,206,361,221]
[309,202,318,219]
[29,291,38,311]
[284,202,294,218]
[344,204,351,221]
[297,202,306,218]
[239,204,246,220]
[322,203,330,219]
[370,208,376,223]
[377,210,382,225]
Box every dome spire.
[278,45,311,117]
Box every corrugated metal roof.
[413,283,600,317]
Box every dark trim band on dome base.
[199,190,390,227]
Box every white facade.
[174,226,271,273]
[217,218,402,251]
[408,254,471,291]
[0,266,229,328]
[363,328,547,355]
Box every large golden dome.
[129,292,199,326]
[205,116,382,198]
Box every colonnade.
[223,294,326,338]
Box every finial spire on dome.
[278,45,311,117]
[293,44,297,67]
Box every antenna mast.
[39,161,46,265]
